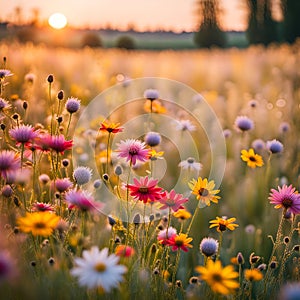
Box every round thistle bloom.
[39,174,50,185]
[65,189,102,212]
[223,129,232,139]
[244,269,263,281]
[175,119,196,132]
[99,121,123,134]
[269,184,300,215]
[53,178,73,193]
[117,139,149,166]
[266,139,283,154]
[127,176,163,203]
[17,212,60,237]
[71,247,127,292]
[251,139,265,152]
[199,237,219,257]
[279,283,300,300]
[0,98,11,112]
[0,150,20,179]
[178,157,202,173]
[209,216,239,232]
[144,89,159,101]
[1,185,13,198]
[188,177,220,207]
[32,202,54,212]
[196,260,239,295]
[241,149,264,168]
[65,97,80,114]
[0,69,13,79]
[234,116,254,132]
[144,132,161,147]
[279,122,290,133]
[158,189,188,212]
[167,233,193,252]
[9,125,39,144]
[73,166,92,185]
[115,245,135,257]
[45,134,73,153]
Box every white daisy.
[178,157,202,173]
[71,247,127,292]
[175,120,196,132]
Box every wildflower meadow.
[0,41,300,300]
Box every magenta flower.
[32,202,54,212]
[158,189,188,212]
[53,178,73,193]
[127,176,164,204]
[9,125,38,145]
[0,150,20,180]
[36,134,73,153]
[157,226,177,245]
[117,139,149,166]
[269,184,300,215]
[65,189,102,212]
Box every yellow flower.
[196,260,239,295]
[173,208,192,220]
[244,269,263,281]
[241,149,264,168]
[209,216,239,232]
[169,233,193,252]
[188,177,220,206]
[148,149,164,160]
[17,212,60,237]
[144,100,166,114]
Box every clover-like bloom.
[127,176,163,204]
[71,247,127,292]
[117,139,149,166]
[9,125,38,144]
[234,116,254,132]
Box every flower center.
[212,273,222,282]
[138,186,149,194]
[129,146,138,156]
[282,198,293,208]
[175,239,184,246]
[34,222,46,229]
[219,224,227,231]
[249,156,256,162]
[199,188,209,197]
[165,199,175,207]
[187,158,195,164]
[94,262,107,273]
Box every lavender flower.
[144,132,161,147]
[0,150,20,180]
[9,125,38,144]
[199,237,219,257]
[266,139,283,154]
[73,166,92,185]
[144,89,159,101]
[65,97,81,114]
[234,116,254,132]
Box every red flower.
[99,122,124,134]
[36,134,72,154]
[127,176,163,204]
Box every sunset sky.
[1,0,248,32]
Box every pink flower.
[32,202,54,212]
[269,184,300,215]
[158,189,188,212]
[9,125,39,145]
[52,178,73,193]
[157,227,177,245]
[0,150,20,180]
[115,245,135,257]
[127,176,163,204]
[36,134,72,153]
[65,189,102,212]
[117,139,149,166]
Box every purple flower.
[199,237,219,257]
[36,134,72,153]
[0,98,11,111]
[266,139,283,154]
[144,89,159,101]
[9,125,38,144]
[117,139,149,166]
[0,150,20,180]
[144,132,161,147]
[269,184,300,215]
[0,69,13,79]
[65,189,102,212]
[234,116,254,132]
[279,122,290,133]
[251,139,265,152]
[176,120,196,132]
[65,97,81,114]
[0,251,15,284]
[32,202,54,212]
[53,178,73,193]
[73,166,92,185]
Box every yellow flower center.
[199,188,209,197]
[94,262,106,273]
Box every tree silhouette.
[281,0,300,43]
[194,0,226,48]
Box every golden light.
[48,13,67,30]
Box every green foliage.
[115,35,136,50]
[81,31,102,48]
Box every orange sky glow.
[1,0,249,32]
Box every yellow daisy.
[188,177,220,206]
[209,216,239,232]
[196,260,239,295]
[173,208,192,220]
[17,212,60,237]
[240,149,264,168]
[244,269,263,281]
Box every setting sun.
[48,13,67,29]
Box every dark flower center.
[129,146,138,155]
[199,188,209,197]
[139,187,149,194]
[282,198,293,208]
[187,158,195,164]
[249,156,256,162]
[212,273,222,282]
[219,224,227,231]
[34,222,46,229]
[175,239,184,246]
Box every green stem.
[186,206,199,235]
[65,113,73,138]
